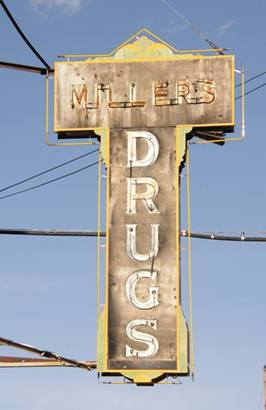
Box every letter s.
[125,319,159,358]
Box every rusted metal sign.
[54,56,234,131]
[53,31,235,384]
[107,128,179,372]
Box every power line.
[0,228,104,237]
[159,1,266,97]
[0,148,98,194]
[235,82,266,100]
[0,160,99,200]
[159,0,223,52]
[235,71,266,88]
[0,336,96,371]
[181,230,266,242]
[0,228,264,243]
[0,0,51,70]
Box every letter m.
[71,84,88,108]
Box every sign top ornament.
[88,31,177,60]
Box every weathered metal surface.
[54,56,234,131]
[106,127,180,372]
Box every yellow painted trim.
[47,71,99,146]
[194,66,247,146]
[55,123,235,133]
[59,28,178,59]
[60,49,228,58]
[176,126,191,374]
[110,28,179,55]
[232,56,235,127]
[104,129,110,371]
[97,151,102,320]
[58,28,227,59]
[53,54,235,133]
[176,130,180,374]
[54,54,234,65]
[186,146,194,378]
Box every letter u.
[126,224,159,262]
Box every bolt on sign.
[54,30,235,385]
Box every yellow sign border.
[53,53,235,133]
[100,126,191,383]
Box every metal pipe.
[0,357,96,369]
[0,337,96,371]
[0,60,53,75]
[264,366,266,410]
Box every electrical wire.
[0,0,51,70]
[0,228,265,242]
[0,148,98,194]
[0,160,99,200]
[235,82,266,100]
[159,1,266,98]
[159,0,223,52]
[235,71,266,88]
[181,230,266,242]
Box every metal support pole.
[263,365,266,410]
[0,357,96,369]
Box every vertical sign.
[107,128,179,371]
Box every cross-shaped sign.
[54,29,234,385]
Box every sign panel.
[106,127,179,372]
[54,55,234,131]
[53,32,236,383]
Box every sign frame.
[54,54,235,133]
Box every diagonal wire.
[235,71,266,88]
[0,336,95,371]
[160,0,223,52]
[0,160,99,200]
[0,148,98,194]
[235,82,266,100]
[0,0,51,70]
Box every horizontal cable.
[0,228,104,237]
[181,230,266,242]
[0,228,265,242]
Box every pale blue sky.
[0,0,266,409]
